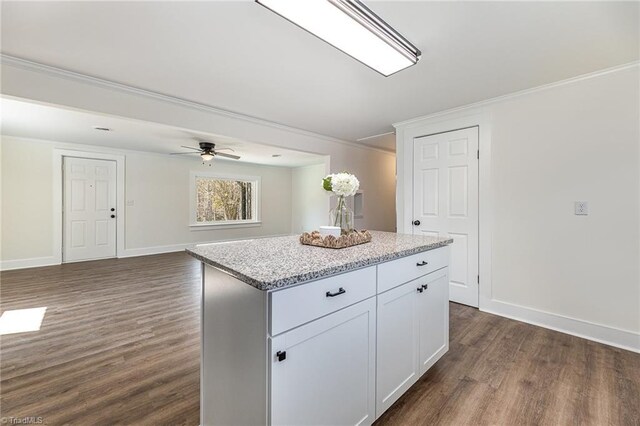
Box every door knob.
[111,208,115,212]
[413,220,421,226]
[110,215,116,218]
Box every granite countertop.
[186,231,453,291]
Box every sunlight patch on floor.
[0,307,47,335]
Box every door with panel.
[412,127,479,307]
[270,297,376,426]
[417,269,449,374]
[376,279,420,418]
[63,157,117,262]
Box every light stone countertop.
[186,231,453,291]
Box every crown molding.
[0,54,394,156]
[393,60,640,129]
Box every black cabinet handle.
[417,287,424,293]
[110,215,116,218]
[326,287,346,298]
[413,220,421,226]
[276,351,286,362]
[110,208,115,212]
[416,261,428,266]
[421,284,428,290]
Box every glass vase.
[329,196,354,234]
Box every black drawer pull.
[421,284,428,290]
[276,351,286,362]
[326,287,346,298]
[417,287,424,293]
[416,261,429,266]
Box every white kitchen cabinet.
[270,297,377,426]
[195,237,451,426]
[376,267,449,418]
[418,269,449,375]
[376,279,420,417]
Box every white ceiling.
[1,1,638,146]
[0,97,326,167]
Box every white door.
[376,279,419,417]
[270,298,376,426]
[63,157,117,262]
[412,127,479,307]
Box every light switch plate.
[126,200,135,206]
[574,201,588,215]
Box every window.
[190,172,260,228]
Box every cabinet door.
[376,280,420,418]
[270,297,376,426]
[418,268,449,375]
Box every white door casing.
[412,127,479,307]
[63,157,117,262]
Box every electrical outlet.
[574,201,588,216]
[126,200,135,207]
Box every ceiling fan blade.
[215,147,235,152]
[180,145,203,151]
[170,152,199,155]
[215,152,241,160]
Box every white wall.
[291,163,329,234]
[489,66,639,335]
[0,136,294,265]
[124,149,292,251]
[1,58,398,235]
[396,64,640,351]
[1,137,54,261]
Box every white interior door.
[63,157,117,262]
[412,127,479,307]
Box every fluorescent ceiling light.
[256,0,421,76]
[0,307,47,335]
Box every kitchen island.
[187,231,453,426]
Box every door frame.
[53,149,126,264]
[394,108,492,310]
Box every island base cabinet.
[376,267,449,419]
[375,279,420,417]
[419,269,449,374]
[270,297,377,426]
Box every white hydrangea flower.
[323,172,360,197]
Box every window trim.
[189,171,261,229]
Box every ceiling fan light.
[256,0,421,76]
[201,152,215,161]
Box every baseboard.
[119,243,193,258]
[0,256,60,271]
[2,234,292,270]
[120,234,292,259]
[480,298,640,354]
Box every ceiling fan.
[170,141,241,163]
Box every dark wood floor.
[1,253,638,425]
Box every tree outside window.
[195,177,255,223]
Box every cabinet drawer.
[269,266,376,336]
[377,247,448,293]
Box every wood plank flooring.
[1,252,639,425]
[1,253,201,425]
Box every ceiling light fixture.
[201,152,215,161]
[93,126,112,132]
[256,0,421,76]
